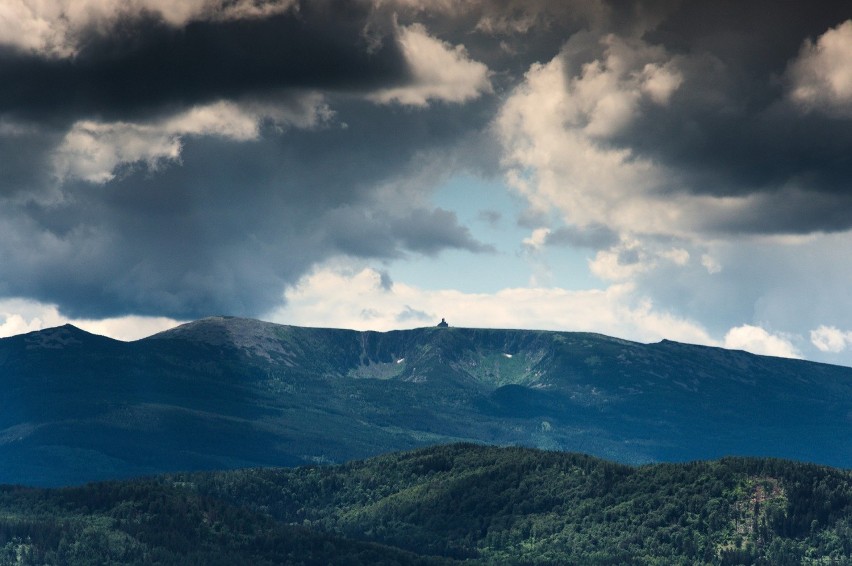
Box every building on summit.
[437,318,449,328]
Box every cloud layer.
[0,1,504,319]
[273,265,717,347]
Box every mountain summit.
[2,318,852,486]
[148,316,303,361]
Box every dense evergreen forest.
[2,444,852,564]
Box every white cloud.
[492,30,844,349]
[54,120,183,184]
[0,0,296,57]
[494,32,796,247]
[0,312,54,338]
[53,97,330,183]
[522,227,550,251]
[73,315,182,341]
[700,254,721,274]
[589,241,691,282]
[495,37,689,238]
[370,23,492,106]
[661,247,690,266]
[269,265,717,346]
[810,325,852,353]
[788,20,852,116]
[620,230,852,368]
[723,324,802,359]
[640,61,683,105]
[588,241,648,282]
[0,298,180,341]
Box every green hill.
[2,444,851,564]
[2,316,852,486]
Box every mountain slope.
[2,444,852,564]
[2,316,852,486]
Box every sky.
[2,0,852,366]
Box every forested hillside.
[2,444,851,564]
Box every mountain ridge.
[2,317,852,486]
[22,315,836,374]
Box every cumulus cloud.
[527,224,620,251]
[496,29,852,245]
[495,36,691,238]
[723,325,802,359]
[810,325,852,353]
[700,254,722,274]
[660,248,690,266]
[53,97,330,183]
[369,23,492,106]
[0,299,60,337]
[788,20,852,116]
[0,0,297,57]
[0,297,179,340]
[587,240,696,283]
[272,265,717,346]
[0,93,498,320]
[521,227,551,252]
[623,231,852,358]
[0,0,504,320]
[0,3,409,123]
[589,241,649,282]
[487,5,852,370]
[494,3,852,246]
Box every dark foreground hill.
[2,316,852,486]
[2,444,852,564]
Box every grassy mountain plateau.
[2,316,852,487]
[2,444,852,564]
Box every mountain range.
[2,316,851,486]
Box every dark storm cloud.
[387,0,593,85]
[596,0,852,233]
[0,96,498,319]
[697,190,852,237]
[615,52,852,198]
[0,1,407,122]
[324,206,490,258]
[3,0,852,322]
[390,208,494,255]
[644,0,844,73]
[0,126,59,199]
